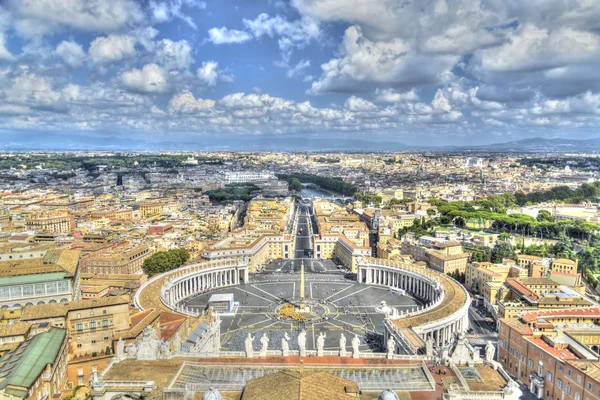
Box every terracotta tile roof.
[505,278,538,301]
[501,317,532,335]
[64,295,129,311]
[0,321,31,337]
[393,268,467,329]
[114,308,160,340]
[520,307,600,324]
[553,258,577,265]
[242,370,360,400]
[526,336,578,360]
[158,312,186,341]
[20,304,67,321]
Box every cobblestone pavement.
[186,270,423,354]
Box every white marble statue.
[126,343,137,359]
[136,326,161,360]
[387,336,395,359]
[259,333,269,356]
[161,341,171,358]
[352,334,360,359]
[316,332,326,357]
[245,333,255,358]
[298,330,307,357]
[485,341,495,362]
[173,333,181,354]
[426,336,434,357]
[116,338,125,360]
[282,332,290,357]
[339,333,347,357]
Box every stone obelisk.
[300,259,305,309]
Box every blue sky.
[0,0,600,146]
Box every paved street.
[294,200,314,258]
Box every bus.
[390,287,406,296]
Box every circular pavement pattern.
[183,262,424,354]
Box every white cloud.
[431,89,452,112]
[155,39,193,70]
[243,13,320,61]
[219,92,267,109]
[7,0,144,37]
[207,27,253,44]
[149,0,206,29]
[275,59,311,78]
[0,33,14,61]
[89,34,136,64]
[476,24,600,73]
[121,64,170,94]
[196,61,227,86]
[55,40,85,67]
[169,90,215,113]
[344,96,375,112]
[374,88,419,102]
[309,25,458,94]
[4,72,62,110]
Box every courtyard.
[184,262,423,355]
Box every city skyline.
[0,0,599,147]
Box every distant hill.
[1,132,599,153]
[457,137,600,153]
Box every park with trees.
[142,248,190,277]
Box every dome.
[202,387,222,400]
[379,389,400,400]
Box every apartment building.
[401,236,470,275]
[80,243,151,275]
[0,328,68,400]
[0,249,81,309]
[65,296,130,358]
[499,308,600,400]
[25,211,74,233]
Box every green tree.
[288,178,302,192]
[491,241,515,263]
[553,232,574,258]
[537,209,555,222]
[142,248,190,277]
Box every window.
[566,384,571,395]
[568,369,573,377]
[91,340,96,344]
[528,359,534,369]
[90,321,96,330]
[90,311,94,317]
[577,376,582,384]
[102,319,108,328]
[22,286,34,296]
[587,383,593,391]
[575,393,580,400]
[557,379,563,389]
[76,322,82,331]
[76,344,82,348]
[547,372,552,382]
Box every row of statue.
[116,326,172,361]
[244,330,397,359]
